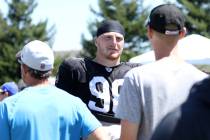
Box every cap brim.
[16,50,23,64]
[16,50,21,58]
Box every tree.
[81,0,150,61]
[176,0,210,38]
[0,0,55,84]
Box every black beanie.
[96,20,125,37]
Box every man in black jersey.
[55,19,140,139]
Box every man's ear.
[22,64,31,76]
[94,37,99,48]
[4,92,9,97]
[22,64,27,73]
[147,26,153,39]
[179,27,187,39]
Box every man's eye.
[116,37,123,41]
[105,36,112,39]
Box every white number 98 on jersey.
[88,76,124,114]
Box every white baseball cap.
[19,40,54,71]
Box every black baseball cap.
[96,20,125,37]
[147,4,185,35]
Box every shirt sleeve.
[0,102,10,140]
[115,70,142,124]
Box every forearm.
[120,119,139,140]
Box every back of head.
[96,19,125,37]
[147,4,185,36]
[18,40,54,80]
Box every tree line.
[0,0,209,84]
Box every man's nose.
[111,37,117,46]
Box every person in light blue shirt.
[0,40,109,140]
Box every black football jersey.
[55,57,141,123]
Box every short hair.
[28,67,52,80]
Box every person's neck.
[93,57,120,67]
[26,79,50,87]
[155,47,184,64]
[154,43,179,61]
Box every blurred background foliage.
[0,0,209,84]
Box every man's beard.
[106,53,121,61]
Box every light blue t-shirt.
[0,85,101,140]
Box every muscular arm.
[120,119,139,140]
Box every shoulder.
[188,77,210,100]
[0,92,22,113]
[58,58,94,76]
[52,86,83,102]
[123,61,151,75]
[113,62,141,73]
[122,61,167,81]
[121,62,142,68]
[180,63,208,80]
[61,57,85,69]
[193,77,210,89]
[60,57,98,71]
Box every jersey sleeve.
[0,102,10,140]
[125,62,142,68]
[55,58,83,96]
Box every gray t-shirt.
[116,57,208,140]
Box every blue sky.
[1,0,174,51]
[1,0,98,51]
[32,0,98,51]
